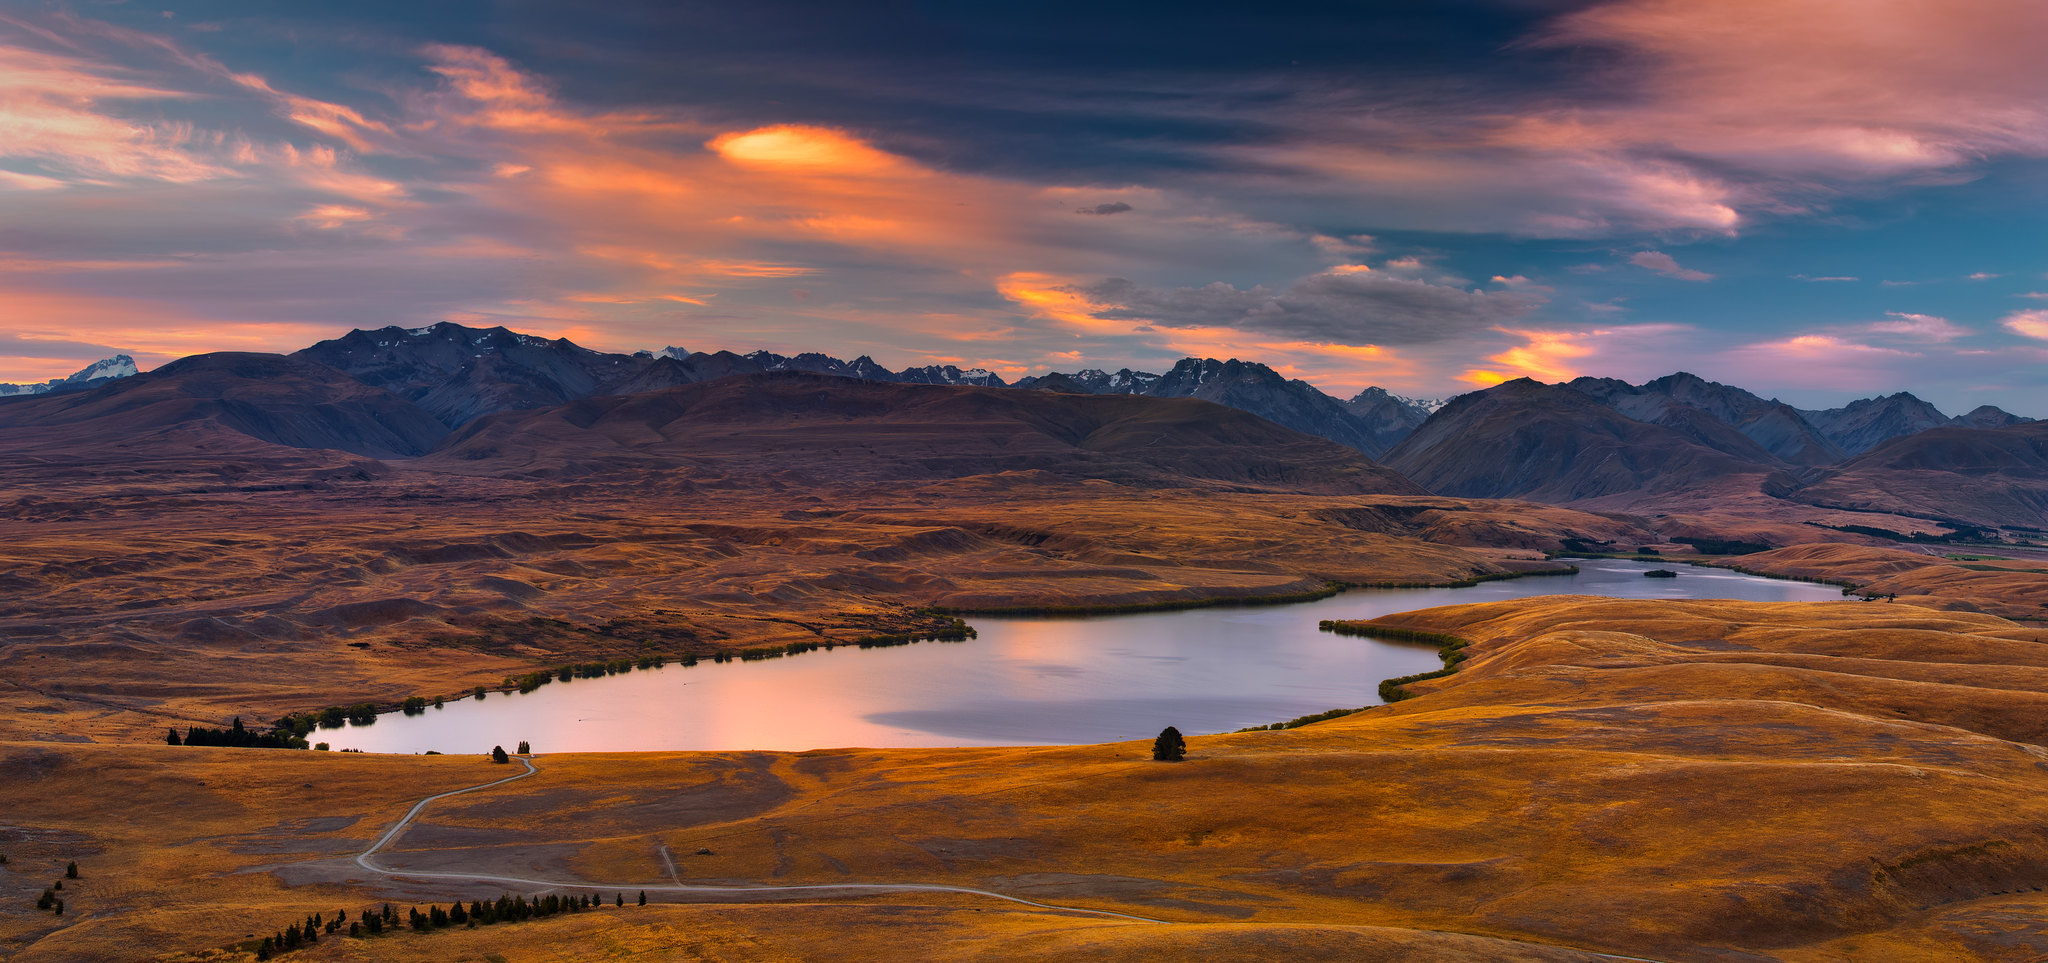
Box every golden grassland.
[1707,542,2048,622]
[8,597,2048,960]
[0,473,1656,742]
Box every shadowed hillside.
[0,352,447,460]
[1384,378,1774,502]
[1786,420,2048,529]
[419,372,1426,495]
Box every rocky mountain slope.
[1564,372,1845,466]
[1016,358,1433,458]
[422,371,1424,494]
[1799,391,1963,454]
[1785,419,2048,529]
[1382,378,1776,502]
[0,352,447,459]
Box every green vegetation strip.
[1239,622,1478,731]
[1319,623,1474,703]
[944,567,1578,618]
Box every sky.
[2,0,2047,414]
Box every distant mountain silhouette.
[1957,404,2036,430]
[16,322,2039,531]
[1343,387,1433,457]
[0,352,445,459]
[1018,358,1430,457]
[1798,392,1958,454]
[295,323,655,429]
[1787,420,2048,529]
[420,372,1424,494]
[1564,372,1845,466]
[1384,378,1778,503]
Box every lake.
[327,559,1844,754]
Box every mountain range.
[3,321,2040,533]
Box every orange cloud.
[1461,327,1597,385]
[709,125,914,176]
[997,272,1128,333]
[0,43,229,184]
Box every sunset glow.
[0,2,2044,409]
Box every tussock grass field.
[8,598,2048,960]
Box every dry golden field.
[6,597,2048,961]
[0,469,1656,743]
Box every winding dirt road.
[352,755,1170,924]
[349,755,1682,963]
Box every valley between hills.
[2,325,2047,961]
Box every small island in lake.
[1643,569,1680,578]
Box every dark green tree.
[516,740,531,754]
[637,890,646,906]
[615,892,623,907]
[165,728,181,746]
[491,745,510,764]
[1152,726,1186,762]
[65,861,77,879]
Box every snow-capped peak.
[0,354,140,397]
[61,354,137,383]
[1395,394,1450,414]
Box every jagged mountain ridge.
[419,371,1424,494]
[42,323,2032,499]
[1384,378,1781,503]
[1799,392,1968,454]
[1564,372,1847,467]
[1016,358,1428,458]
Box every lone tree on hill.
[491,745,510,764]
[1152,726,1186,762]
[516,740,531,755]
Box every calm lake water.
[328,559,1842,754]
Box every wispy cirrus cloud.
[1869,312,1969,342]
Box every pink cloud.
[1627,251,1713,281]
[1868,312,1969,342]
[2004,309,2048,341]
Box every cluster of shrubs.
[28,860,76,916]
[1670,535,1773,556]
[1239,706,1363,732]
[1809,521,1994,545]
[250,892,649,958]
[167,718,307,749]
[853,618,975,649]
[505,656,676,693]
